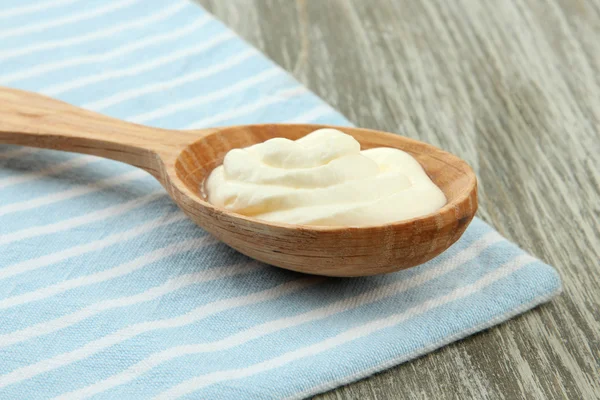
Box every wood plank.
[195,0,600,398]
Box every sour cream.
[205,128,446,227]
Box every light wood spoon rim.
[0,87,477,277]
[187,124,475,231]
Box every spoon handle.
[0,86,187,177]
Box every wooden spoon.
[0,87,477,277]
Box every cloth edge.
[288,280,562,399]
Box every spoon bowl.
[0,87,477,276]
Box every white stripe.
[0,155,97,189]
[0,233,213,311]
[42,33,235,96]
[0,2,188,60]
[88,51,260,112]
[184,87,308,129]
[0,148,38,160]
[129,68,280,123]
[0,169,146,218]
[0,278,320,389]
[285,105,335,123]
[154,254,535,400]
[0,16,210,84]
[287,289,562,400]
[0,0,79,19]
[52,232,503,399]
[0,212,186,282]
[0,192,165,246]
[0,0,142,41]
[0,260,258,348]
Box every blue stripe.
[0,158,133,205]
[0,196,176,266]
[0,175,159,235]
[206,263,558,400]
[0,0,144,46]
[0,217,200,312]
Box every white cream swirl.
[205,129,446,227]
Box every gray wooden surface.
[195,1,600,399]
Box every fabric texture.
[0,1,561,399]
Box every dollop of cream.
[205,129,446,226]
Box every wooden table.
[196,1,599,398]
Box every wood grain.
[0,87,189,178]
[0,87,477,277]
[177,123,477,276]
[195,0,600,398]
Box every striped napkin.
[0,1,562,399]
